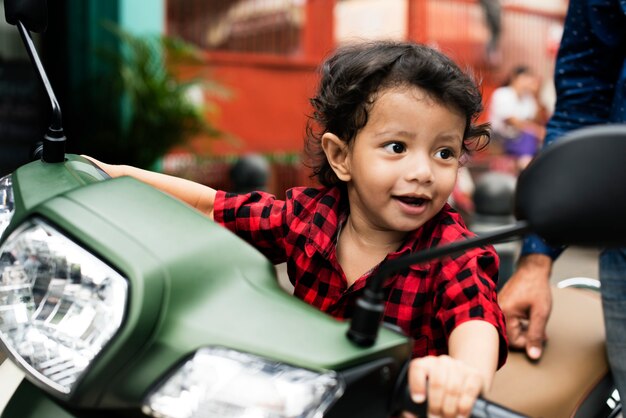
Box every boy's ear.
[322,132,351,182]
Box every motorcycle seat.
[486,285,612,418]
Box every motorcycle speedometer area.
[0,174,15,237]
[0,218,128,395]
[142,347,345,418]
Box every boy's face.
[338,86,465,235]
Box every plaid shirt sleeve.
[434,245,508,368]
[213,190,289,263]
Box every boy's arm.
[448,320,499,389]
[407,320,499,418]
[84,156,217,218]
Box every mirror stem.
[16,20,65,163]
[347,220,531,347]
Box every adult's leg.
[600,247,626,398]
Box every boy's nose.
[404,156,434,184]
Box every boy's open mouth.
[394,196,428,206]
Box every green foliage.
[78,23,230,169]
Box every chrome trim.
[557,277,601,290]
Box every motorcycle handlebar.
[399,387,529,418]
[395,364,529,418]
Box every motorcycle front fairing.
[2,155,109,240]
[3,379,79,418]
[0,160,412,418]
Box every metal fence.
[408,0,564,85]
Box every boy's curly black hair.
[305,40,490,187]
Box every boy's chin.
[387,219,430,233]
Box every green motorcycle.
[1,1,624,417]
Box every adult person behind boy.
[498,0,626,399]
[88,40,506,418]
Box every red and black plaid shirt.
[214,186,507,367]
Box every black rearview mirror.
[4,0,47,33]
[515,124,626,248]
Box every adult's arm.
[542,0,625,146]
[522,0,625,258]
[502,0,626,359]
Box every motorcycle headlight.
[0,218,128,395]
[0,174,15,237]
[142,347,345,418]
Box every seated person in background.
[488,65,545,171]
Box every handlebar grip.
[398,383,427,416]
[399,378,529,418]
[469,397,529,418]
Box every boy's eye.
[383,142,406,154]
[437,149,456,160]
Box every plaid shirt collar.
[303,187,345,259]
[302,187,432,292]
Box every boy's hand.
[81,155,126,178]
[407,355,484,418]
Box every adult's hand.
[498,254,553,360]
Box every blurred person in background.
[488,65,545,172]
[478,0,502,66]
[498,0,626,400]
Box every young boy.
[89,40,507,418]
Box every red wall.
[202,54,321,156]
[169,0,335,157]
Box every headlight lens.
[0,218,128,395]
[142,347,345,418]
[0,174,15,237]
